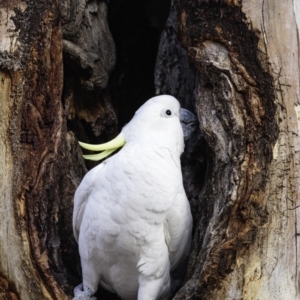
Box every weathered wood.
[61,0,117,140]
[0,71,21,300]
[0,0,116,299]
[1,0,300,299]
[171,0,300,299]
[0,1,66,298]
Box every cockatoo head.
[79,95,197,161]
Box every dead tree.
[0,0,299,299]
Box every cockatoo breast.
[78,143,186,299]
[95,142,184,224]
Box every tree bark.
[0,0,300,300]
[0,0,116,299]
[0,1,67,298]
[171,0,300,299]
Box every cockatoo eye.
[161,108,173,118]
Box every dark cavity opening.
[107,0,172,129]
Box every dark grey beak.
[180,108,198,140]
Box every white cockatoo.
[72,95,196,300]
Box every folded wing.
[73,164,105,241]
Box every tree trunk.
[0,0,300,300]
[0,1,67,299]
[0,0,116,299]
[172,0,300,299]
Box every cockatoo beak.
[180,108,198,140]
[78,133,126,161]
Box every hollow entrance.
[63,0,207,298]
[101,1,207,299]
[107,0,172,128]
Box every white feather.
[73,95,192,300]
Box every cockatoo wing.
[164,191,192,271]
[73,163,105,242]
